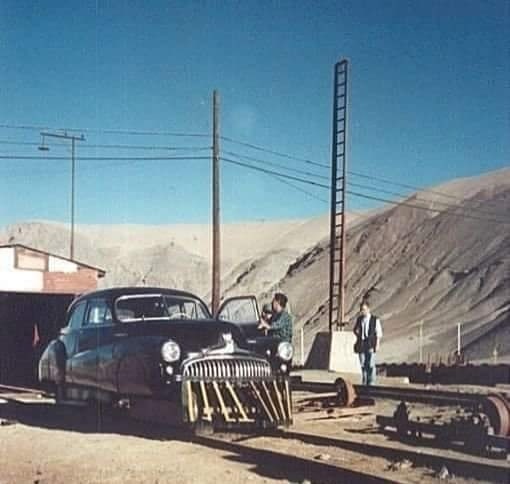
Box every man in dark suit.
[353,299,382,385]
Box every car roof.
[71,286,207,307]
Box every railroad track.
[194,432,395,484]
[200,428,510,483]
[291,376,510,407]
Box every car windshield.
[115,294,210,322]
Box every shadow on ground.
[0,399,390,484]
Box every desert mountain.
[0,217,330,298]
[1,168,508,363]
[257,167,509,364]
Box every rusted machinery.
[334,377,358,407]
[293,377,364,414]
[377,393,510,456]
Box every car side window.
[84,298,113,326]
[68,301,87,330]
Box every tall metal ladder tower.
[329,59,349,332]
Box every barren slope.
[0,216,330,298]
[272,168,510,363]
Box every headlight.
[277,342,293,361]
[161,340,181,363]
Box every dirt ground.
[0,392,507,484]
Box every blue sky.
[0,0,508,225]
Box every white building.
[0,244,105,294]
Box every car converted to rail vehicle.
[38,287,293,430]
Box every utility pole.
[39,131,85,260]
[211,90,221,315]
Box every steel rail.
[291,378,510,407]
[278,429,510,483]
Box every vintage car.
[38,287,293,429]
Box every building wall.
[43,268,98,294]
[0,247,15,269]
[0,268,44,292]
[0,247,100,294]
[48,256,78,273]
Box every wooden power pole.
[211,90,221,314]
[38,131,85,260]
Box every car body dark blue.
[38,287,292,429]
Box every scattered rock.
[314,453,331,461]
[437,465,450,479]
[387,459,413,471]
[0,418,16,426]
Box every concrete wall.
[0,247,15,269]
[0,268,44,292]
[48,256,78,273]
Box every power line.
[220,153,328,203]
[348,169,503,208]
[220,137,504,211]
[221,152,507,224]
[0,139,211,151]
[348,181,413,202]
[269,177,329,204]
[0,123,209,138]
[0,155,209,179]
[0,156,210,180]
[223,150,329,181]
[221,135,330,170]
[347,190,510,225]
[220,156,330,190]
[348,181,508,221]
[0,155,209,161]
[221,135,505,212]
[222,156,507,224]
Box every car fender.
[114,336,165,396]
[38,339,66,385]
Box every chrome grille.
[183,357,271,380]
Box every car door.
[87,298,117,393]
[217,296,263,341]
[70,299,104,388]
[217,296,281,355]
[77,297,118,391]
[59,300,87,384]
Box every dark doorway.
[0,291,75,387]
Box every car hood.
[116,318,248,353]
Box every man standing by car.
[353,299,382,385]
[258,293,293,343]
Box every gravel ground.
[0,393,506,484]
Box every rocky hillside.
[0,217,330,299]
[260,168,509,364]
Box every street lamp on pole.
[38,131,85,260]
